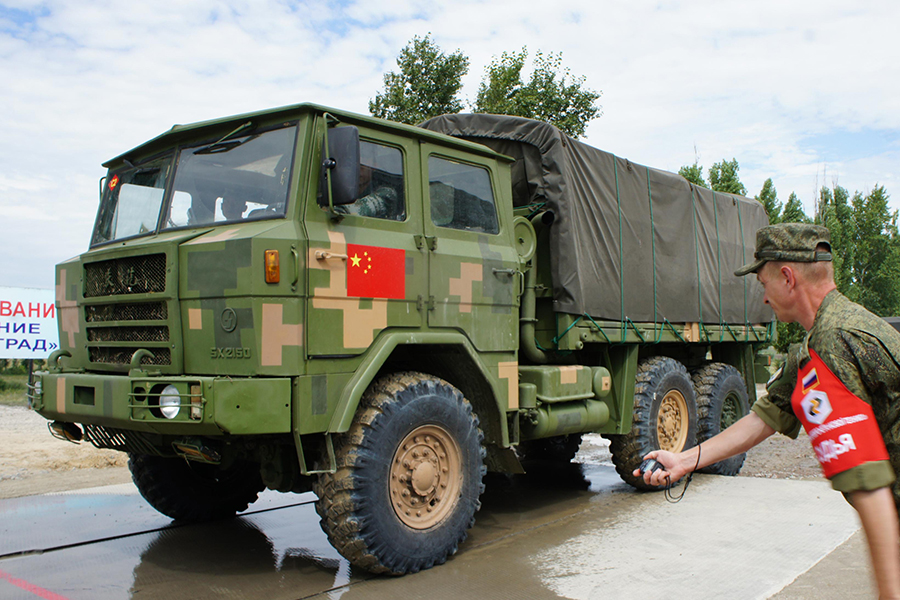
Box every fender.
[327,330,511,446]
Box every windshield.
[92,156,173,246]
[91,124,297,246]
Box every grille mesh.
[85,302,167,322]
[89,347,171,366]
[84,254,166,297]
[88,326,169,343]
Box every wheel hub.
[657,390,689,452]
[390,424,462,529]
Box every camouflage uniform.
[753,290,900,506]
[739,224,900,509]
[337,186,401,220]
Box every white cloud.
[1,0,899,287]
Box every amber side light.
[265,250,280,283]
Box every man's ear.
[780,264,797,290]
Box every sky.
[2,0,899,289]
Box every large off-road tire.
[517,434,583,463]
[313,372,485,575]
[128,454,264,522]
[692,363,750,476]
[608,356,698,491]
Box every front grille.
[84,254,166,297]
[84,425,164,455]
[82,252,174,368]
[86,302,167,322]
[89,346,171,366]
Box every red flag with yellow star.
[346,244,406,299]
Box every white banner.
[0,287,60,359]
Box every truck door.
[306,128,425,356]
[420,144,519,352]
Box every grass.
[0,375,29,407]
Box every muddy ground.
[0,389,823,501]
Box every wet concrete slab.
[0,463,860,600]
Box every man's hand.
[632,449,691,486]
[630,413,776,488]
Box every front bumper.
[32,371,292,437]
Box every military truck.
[31,103,773,575]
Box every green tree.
[678,162,706,187]
[707,158,747,195]
[369,34,469,125]
[817,186,852,294]
[848,186,900,316]
[780,192,810,224]
[473,49,601,138]
[755,178,781,224]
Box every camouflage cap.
[734,223,833,277]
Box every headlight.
[158,385,181,419]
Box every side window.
[337,141,405,221]
[428,156,499,234]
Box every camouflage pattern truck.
[31,103,774,575]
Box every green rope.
[690,186,703,328]
[737,200,748,326]
[553,315,584,346]
[647,166,658,331]
[625,318,647,343]
[583,313,612,344]
[712,191,724,329]
[525,202,547,220]
[723,322,740,342]
[662,319,687,344]
[615,158,624,338]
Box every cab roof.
[103,103,514,168]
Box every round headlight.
[159,385,181,419]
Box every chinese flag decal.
[346,244,406,299]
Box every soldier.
[221,196,247,221]
[636,223,900,599]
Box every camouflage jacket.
[752,290,900,504]
[336,187,402,221]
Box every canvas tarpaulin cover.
[420,114,773,326]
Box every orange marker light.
[264,250,280,283]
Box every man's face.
[757,262,793,323]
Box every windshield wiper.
[194,121,255,155]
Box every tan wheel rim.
[657,390,690,452]
[390,424,462,529]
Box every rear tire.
[693,363,750,476]
[313,372,485,575]
[128,454,264,522]
[608,357,698,491]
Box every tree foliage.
[707,159,747,195]
[755,178,781,224]
[473,49,601,138]
[678,163,706,187]
[369,35,469,125]
[370,37,601,136]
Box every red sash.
[791,348,889,478]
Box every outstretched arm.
[633,412,776,486]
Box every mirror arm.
[321,126,343,221]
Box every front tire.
[314,372,485,575]
[128,454,264,522]
[693,363,750,476]
[608,357,698,491]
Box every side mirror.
[318,126,360,208]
